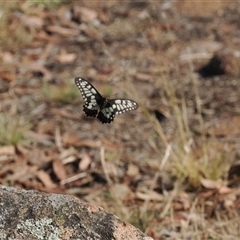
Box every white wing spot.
[91,88,97,94]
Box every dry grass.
[0,3,33,49]
[89,12,239,239]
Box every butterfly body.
[75,77,138,124]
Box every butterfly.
[74,77,139,124]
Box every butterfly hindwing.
[97,101,116,123]
[97,99,138,123]
[74,77,139,124]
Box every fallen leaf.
[61,155,77,165]
[110,184,133,201]
[200,178,221,189]
[224,199,235,208]
[209,116,240,136]
[0,71,16,82]
[50,108,80,120]
[99,137,124,151]
[0,145,15,155]
[37,170,56,188]
[136,189,163,201]
[223,192,237,208]
[127,164,139,176]
[53,158,67,181]
[46,25,80,36]
[57,50,77,64]
[15,145,29,164]
[60,172,88,185]
[15,145,29,156]
[1,51,14,63]
[21,61,53,81]
[15,165,38,182]
[0,163,17,178]
[25,130,53,143]
[135,72,153,82]
[20,14,44,28]
[172,212,188,223]
[0,155,12,163]
[95,65,114,74]
[36,122,56,134]
[218,186,233,194]
[177,192,191,210]
[79,153,92,171]
[62,133,101,148]
[34,30,62,44]
[73,6,98,22]
[8,165,29,181]
[0,92,9,99]
[12,85,38,96]
[27,148,50,167]
[93,74,109,82]
[60,147,78,160]
[179,40,223,62]
[176,1,229,17]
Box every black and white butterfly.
[75,77,139,124]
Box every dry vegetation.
[0,1,240,239]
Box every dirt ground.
[0,1,240,239]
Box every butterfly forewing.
[75,77,103,117]
[74,77,139,124]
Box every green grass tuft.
[43,83,79,104]
[0,113,30,146]
[30,0,72,8]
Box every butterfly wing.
[108,99,139,115]
[75,77,104,118]
[97,100,116,124]
[97,99,139,124]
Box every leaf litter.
[0,1,240,239]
